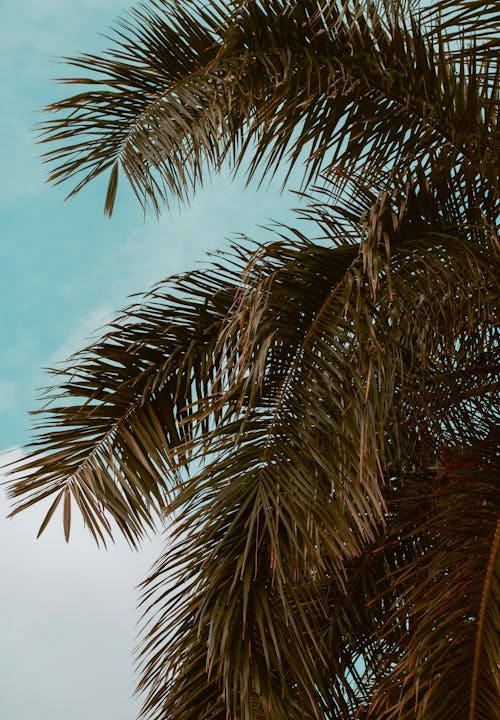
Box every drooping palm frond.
[39,0,499,218]
[6,260,246,545]
[6,156,499,715]
[368,463,500,720]
[8,1,500,718]
[136,509,386,720]
[133,185,497,718]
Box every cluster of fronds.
[5,2,499,719]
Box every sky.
[0,1,303,717]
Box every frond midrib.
[469,512,500,720]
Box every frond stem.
[469,511,500,719]
[67,395,142,494]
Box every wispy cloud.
[0,382,16,413]
[46,305,114,367]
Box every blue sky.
[0,1,302,717]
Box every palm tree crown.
[6,2,499,719]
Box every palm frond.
[5,260,243,545]
[131,181,498,718]
[6,165,498,717]
[12,4,500,713]
[38,0,500,215]
[368,465,500,720]
[137,519,383,720]
[423,1,500,46]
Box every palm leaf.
[6,163,498,714]
[369,464,500,720]
[132,179,498,718]
[38,0,499,215]
[9,2,500,717]
[6,260,243,545]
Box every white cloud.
[0,446,164,720]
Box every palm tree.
[6,1,499,718]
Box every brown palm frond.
[369,465,500,720]
[5,260,244,545]
[8,2,500,718]
[38,1,499,216]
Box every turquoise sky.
[0,1,303,717]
